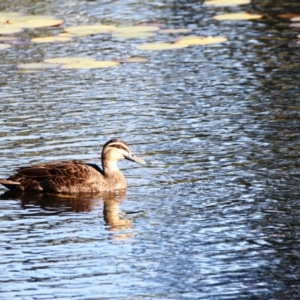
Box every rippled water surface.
[1,0,300,299]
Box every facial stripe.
[108,143,130,153]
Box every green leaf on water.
[176,36,228,45]
[17,62,60,69]
[204,0,250,6]
[31,36,72,43]
[64,25,116,36]
[6,15,64,28]
[61,60,119,69]
[0,25,23,34]
[213,12,263,20]
[0,44,11,50]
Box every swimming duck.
[0,138,145,194]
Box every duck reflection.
[0,189,132,231]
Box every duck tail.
[0,179,21,190]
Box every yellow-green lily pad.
[58,32,74,37]
[176,36,228,45]
[0,44,11,50]
[213,12,263,20]
[64,25,116,36]
[31,36,72,43]
[0,25,23,34]
[0,36,17,41]
[44,57,96,64]
[136,42,188,51]
[204,0,250,6]
[6,15,64,28]
[61,60,119,69]
[17,62,60,69]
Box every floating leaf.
[159,28,192,34]
[204,0,250,6]
[176,36,228,45]
[112,31,155,39]
[113,25,159,33]
[44,57,96,64]
[6,15,64,28]
[0,25,23,34]
[213,12,263,20]
[0,12,22,23]
[136,42,188,51]
[0,44,11,50]
[64,25,116,36]
[61,60,119,69]
[31,36,72,43]
[118,56,150,63]
[58,32,74,37]
[0,36,17,41]
[17,62,60,69]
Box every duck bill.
[125,154,146,165]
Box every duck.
[0,138,145,194]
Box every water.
[1,0,300,298]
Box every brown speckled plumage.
[0,138,145,194]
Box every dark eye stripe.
[109,144,129,152]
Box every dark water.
[1,0,300,299]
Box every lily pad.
[176,36,228,45]
[0,25,23,34]
[31,36,72,43]
[58,33,74,37]
[6,15,64,28]
[136,42,188,51]
[17,62,60,69]
[204,0,250,6]
[64,25,116,36]
[0,36,18,41]
[213,12,263,21]
[0,44,11,50]
[44,57,96,64]
[61,60,119,69]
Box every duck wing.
[0,161,104,193]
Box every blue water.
[1,0,300,299]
